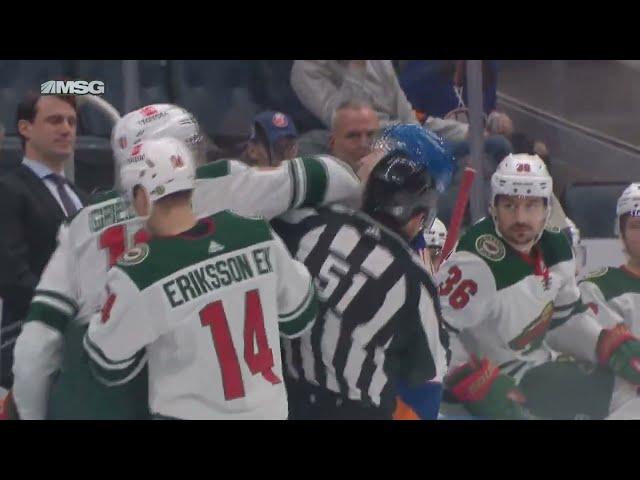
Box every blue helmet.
[373,123,455,194]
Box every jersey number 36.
[439,265,478,310]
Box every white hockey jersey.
[83,213,317,419]
[579,265,640,414]
[436,217,604,384]
[13,155,359,419]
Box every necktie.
[47,173,79,217]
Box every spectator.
[290,60,418,129]
[0,92,87,388]
[400,60,498,118]
[248,60,325,134]
[239,111,298,167]
[329,99,380,172]
[485,111,514,138]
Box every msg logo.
[41,80,105,96]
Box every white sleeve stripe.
[31,296,75,317]
[92,353,148,387]
[279,282,314,322]
[83,334,138,371]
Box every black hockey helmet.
[362,150,439,231]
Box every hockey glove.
[597,323,640,385]
[444,356,535,420]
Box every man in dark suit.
[0,92,87,388]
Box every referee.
[272,124,454,420]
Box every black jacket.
[0,164,87,387]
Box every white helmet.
[119,137,196,208]
[490,153,553,241]
[423,217,447,249]
[111,104,203,168]
[615,183,640,236]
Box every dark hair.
[16,91,77,149]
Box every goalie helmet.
[119,137,196,208]
[490,153,553,242]
[111,104,203,168]
[423,217,447,249]
[615,183,640,236]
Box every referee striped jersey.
[272,204,450,412]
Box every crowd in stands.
[0,60,558,212]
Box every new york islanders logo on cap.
[272,112,288,128]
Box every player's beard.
[502,222,540,249]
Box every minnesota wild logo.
[475,234,506,262]
[118,243,150,266]
[509,302,554,353]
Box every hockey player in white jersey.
[438,154,640,419]
[83,137,317,419]
[579,184,640,418]
[11,104,360,419]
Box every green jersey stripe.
[279,282,314,321]
[300,157,328,207]
[88,349,147,386]
[279,289,319,338]
[31,295,75,318]
[195,160,230,179]
[291,158,305,207]
[287,161,298,210]
[34,289,79,314]
[84,333,144,368]
[26,302,72,333]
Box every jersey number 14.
[200,289,282,401]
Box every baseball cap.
[250,111,298,146]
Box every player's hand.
[444,356,535,420]
[0,391,19,420]
[597,324,640,385]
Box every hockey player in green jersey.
[438,154,640,420]
[82,137,317,419]
[10,104,358,420]
[579,183,640,418]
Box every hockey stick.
[435,167,476,271]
